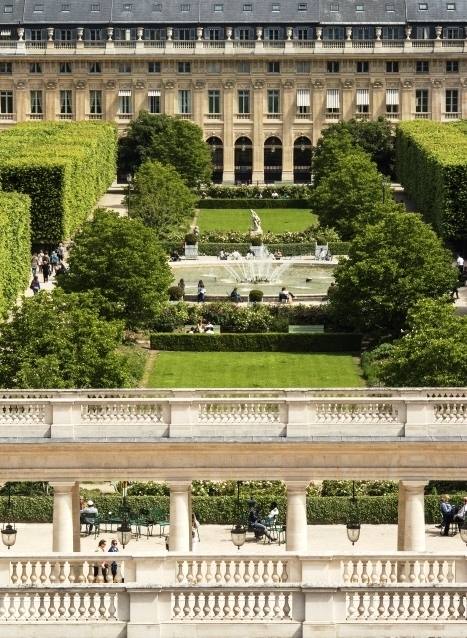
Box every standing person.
[50,250,59,274]
[57,242,65,262]
[30,275,40,295]
[42,252,50,283]
[37,250,44,273]
[177,278,185,298]
[31,253,39,276]
[108,539,119,582]
[457,254,464,275]
[94,539,109,582]
[197,280,206,303]
[440,494,453,536]
[191,513,200,552]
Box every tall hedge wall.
[0,122,117,243]
[150,332,362,352]
[0,192,31,316]
[2,494,449,525]
[198,199,310,209]
[396,121,467,239]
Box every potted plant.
[168,286,184,302]
[249,289,264,304]
[184,233,198,259]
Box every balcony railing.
[235,113,251,119]
[443,112,460,119]
[27,113,43,120]
[266,113,282,119]
[117,113,133,119]
[54,42,76,49]
[58,113,74,120]
[87,113,103,120]
[205,113,222,119]
[0,113,14,120]
[413,112,430,119]
[352,40,374,48]
[175,113,193,120]
[386,112,401,120]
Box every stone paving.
[6,523,463,556]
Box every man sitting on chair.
[81,500,98,535]
[453,496,467,531]
[248,505,275,542]
[440,494,453,536]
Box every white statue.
[250,209,263,235]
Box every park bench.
[184,324,221,334]
[288,325,324,334]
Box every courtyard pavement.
[6,523,464,555]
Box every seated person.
[193,320,205,333]
[55,262,68,276]
[246,249,255,260]
[325,250,333,261]
[268,501,279,521]
[453,496,467,530]
[229,287,243,303]
[273,250,282,260]
[170,250,181,262]
[204,321,214,333]
[279,287,295,303]
[440,494,453,536]
[231,250,241,260]
[248,506,274,542]
[271,190,279,199]
[80,500,98,534]
[218,250,227,260]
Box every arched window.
[234,136,252,185]
[264,136,282,184]
[293,136,312,183]
[206,136,223,184]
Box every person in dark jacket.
[248,506,275,542]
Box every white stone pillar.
[286,481,309,552]
[397,480,405,551]
[50,481,75,553]
[168,481,191,552]
[401,480,428,552]
[72,481,81,552]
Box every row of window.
[0,88,457,116]
[8,59,460,76]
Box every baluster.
[176,561,185,583]
[17,595,26,620]
[438,561,446,583]
[380,561,388,584]
[76,561,86,584]
[57,593,66,620]
[377,593,386,619]
[234,561,241,583]
[58,562,66,583]
[458,593,466,620]
[68,593,76,620]
[223,592,231,619]
[367,593,376,619]
[8,593,16,620]
[389,561,397,583]
[351,562,359,583]
[20,562,28,584]
[192,593,201,619]
[438,592,446,619]
[10,563,18,584]
[272,562,280,583]
[243,560,251,583]
[49,593,57,620]
[40,562,47,584]
[387,592,396,619]
[233,592,241,618]
[205,561,213,583]
[88,593,97,621]
[253,561,260,583]
[203,592,211,619]
[397,592,406,619]
[427,562,436,583]
[418,561,426,583]
[108,594,117,620]
[447,561,455,583]
[68,562,76,584]
[183,593,191,619]
[407,593,416,619]
[215,561,222,583]
[0,592,6,619]
[186,561,195,584]
[49,562,58,583]
[447,592,456,619]
[371,562,379,584]
[243,592,251,619]
[397,561,407,583]
[77,593,86,619]
[263,592,271,619]
[342,561,351,583]
[272,592,281,619]
[281,562,288,583]
[347,593,356,619]
[172,593,182,619]
[408,562,416,583]
[426,593,436,619]
[30,562,37,585]
[418,592,426,619]
[283,593,291,620]
[37,593,46,619]
[361,561,369,583]
[262,561,270,583]
[224,561,232,583]
[196,562,203,583]
[98,593,106,619]
[212,593,221,618]
[356,592,366,619]
[253,593,261,618]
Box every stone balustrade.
[0,388,466,438]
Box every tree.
[127,160,197,238]
[56,208,173,329]
[329,212,458,337]
[374,298,467,386]
[0,290,134,388]
[316,117,395,177]
[118,111,213,188]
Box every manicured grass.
[147,352,363,388]
[197,208,317,233]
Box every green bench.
[184,324,221,334]
[288,325,324,334]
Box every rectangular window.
[297,61,310,73]
[354,27,371,40]
[147,29,164,40]
[91,4,100,10]
[418,3,428,9]
[296,88,310,113]
[237,61,250,73]
[356,88,369,113]
[386,61,399,73]
[178,28,192,40]
[60,90,72,114]
[30,90,42,114]
[31,29,42,40]
[267,28,279,40]
[208,90,221,114]
[118,62,131,74]
[89,90,102,114]
[267,89,280,113]
[148,61,161,73]
[297,28,308,40]
[446,60,459,73]
[416,61,429,73]
[417,27,430,39]
[4,5,13,12]
[327,61,340,73]
[239,28,251,40]
[385,26,403,39]
[356,61,369,73]
[148,90,161,113]
[243,3,252,10]
[60,29,72,41]
[181,3,190,9]
[89,28,102,40]
[89,62,101,73]
[59,61,72,74]
[153,3,162,9]
[272,3,280,10]
[214,4,223,10]
[34,4,43,11]
[29,62,42,74]
[62,4,70,10]
[0,62,12,74]
[0,91,13,114]
[446,27,462,39]
[123,3,132,10]
[330,3,338,9]
[238,89,250,113]
[178,89,191,113]
[386,3,395,9]
[447,2,456,8]
[118,90,132,114]
[386,88,399,112]
[326,89,340,113]
[268,61,280,73]
[209,28,220,40]
[178,61,191,74]
[356,4,364,10]
[446,89,459,112]
[207,61,221,74]
[416,89,428,113]
[298,2,307,9]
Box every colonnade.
[48,479,429,554]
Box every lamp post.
[126,173,132,215]
[459,520,467,546]
[346,481,361,546]
[116,481,132,549]
[1,483,17,549]
[231,481,247,550]
[382,177,389,204]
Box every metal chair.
[151,508,169,537]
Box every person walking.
[37,250,44,273]
[108,539,119,581]
[31,253,39,276]
[50,250,59,274]
[30,275,40,295]
[197,280,206,303]
[42,252,50,283]
[94,539,109,582]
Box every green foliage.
[198,198,310,209]
[168,286,184,301]
[0,122,116,242]
[330,212,458,337]
[197,209,319,235]
[150,332,362,352]
[374,298,467,386]
[56,208,173,330]
[250,236,262,246]
[396,120,467,239]
[127,160,196,238]
[249,290,264,302]
[184,233,198,245]
[321,480,398,497]
[118,111,212,188]
[127,481,170,496]
[318,117,395,177]
[199,184,311,199]
[164,225,339,246]
[0,289,134,388]
[161,242,348,257]
[0,192,30,317]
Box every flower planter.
[185,244,198,260]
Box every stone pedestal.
[286,481,309,552]
[401,480,428,551]
[50,481,75,553]
[168,482,191,552]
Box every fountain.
[222,246,290,284]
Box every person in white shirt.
[268,501,279,521]
[454,495,467,530]
[457,254,464,274]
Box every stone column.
[430,79,444,122]
[252,80,264,185]
[168,481,191,552]
[461,80,467,119]
[397,480,405,551]
[341,80,354,121]
[222,80,235,183]
[311,81,324,146]
[400,80,414,121]
[286,481,309,552]
[193,81,205,128]
[401,480,428,552]
[72,481,81,552]
[281,80,295,183]
[50,481,75,553]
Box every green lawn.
[197,208,317,234]
[147,352,363,388]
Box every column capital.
[401,480,428,493]
[167,481,192,492]
[286,480,310,493]
[49,481,76,491]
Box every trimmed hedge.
[2,494,452,525]
[150,332,362,352]
[0,192,31,316]
[161,241,349,257]
[396,121,467,239]
[198,198,310,209]
[0,122,117,243]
